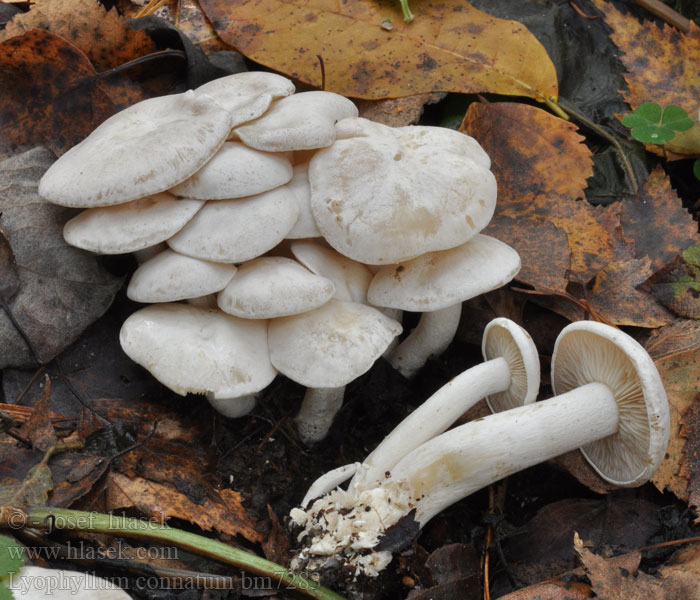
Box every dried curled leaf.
[0,148,122,368]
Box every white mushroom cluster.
[38,72,519,443]
[291,319,670,577]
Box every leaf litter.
[1,0,700,598]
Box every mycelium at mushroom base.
[290,321,669,577]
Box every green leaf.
[682,243,700,268]
[694,159,700,182]
[0,581,16,600]
[661,105,694,132]
[629,124,676,144]
[622,103,694,145]
[0,536,25,577]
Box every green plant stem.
[556,97,639,195]
[20,507,346,600]
[399,0,414,22]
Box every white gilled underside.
[290,320,669,577]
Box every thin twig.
[634,0,690,33]
[556,97,638,195]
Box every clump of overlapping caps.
[38,72,520,443]
[290,319,670,578]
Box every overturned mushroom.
[291,321,669,577]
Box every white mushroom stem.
[207,394,258,418]
[350,357,512,492]
[294,386,346,445]
[388,304,462,379]
[301,463,359,508]
[392,382,618,525]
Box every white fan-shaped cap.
[62,193,203,254]
[269,299,402,388]
[127,249,236,303]
[368,235,520,311]
[120,303,276,401]
[170,142,292,200]
[290,240,373,304]
[309,118,497,264]
[285,163,321,239]
[196,72,295,127]
[481,318,540,413]
[167,186,300,263]
[39,91,231,207]
[217,256,335,318]
[234,91,359,152]
[551,321,670,486]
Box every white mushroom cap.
[551,320,670,486]
[39,91,231,207]
[119,303,276,401]
[285,163,321,239]
[167,186,300,263]
[368,235,521,311]
[195,72,295,127]
[217,256,335,318]
[269,299,402,387]
[127,249,237,303]
[169,142,293,200]
[62,193,204,254]
[309,117,497,264]
[290,240,373,304]
[481,318,540,413]
[234,91,359,152]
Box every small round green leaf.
[633,102,663,123]
[661,105,694,132]
[628,124,676,145]
[693,159,700,182]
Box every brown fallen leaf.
[495,579,591,600]
[620,168,700,271]
[1,0,158,70]
[199,0,558,103]
[17,375,58,452]
[505,498,659,585]
[0,30,120,159]
[643,243,700,319]
[462,102,619,285]
[0,148,123,368]
[680,399,700,522]
[587,257,675,327]
[575,533,700,599]
[591,0,700,157]
[357,93,443,127]
[646,320,700,500]
[406,543,480,600]
[106,472,263,543]
[0,228,19,302]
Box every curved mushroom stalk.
[294,386,346,445]
[369,235,521,380]
[291,321,669,577]
[386,305,462,379]
[350,317,539,492]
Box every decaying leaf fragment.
[646,320,700,501]
[199,0,558,103]
[0,148,122,368]
[643,244,700,319]
[575,532,700,599]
